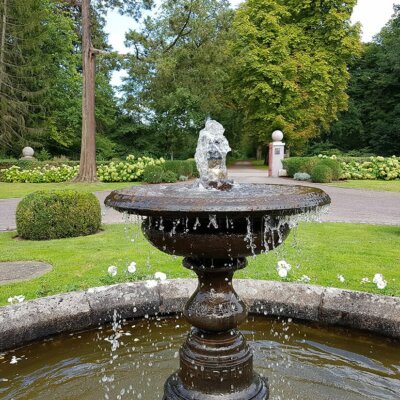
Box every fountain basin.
[0,281,399,400]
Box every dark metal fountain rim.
[104,183,331,218]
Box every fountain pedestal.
[164,257,269,399]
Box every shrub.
[311,164,333,183]
[163,159,199,178]
[143,165,164,184]
[318,158,342,180]
[282,157,306,177]
[1,164,79,183]
[163,170,178,183]
[293,172,311,181]
[16,190,101,240]
[36,149,51,161]
[97,155,165,182]
[301,158,320,174]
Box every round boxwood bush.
[318,158,342,180]
[143,165,164,184]
[311,164,333,183]
[16,190,101,240]
[163,170,178,183]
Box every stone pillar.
[268,130,286,177]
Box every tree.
[327,5,400,155]
[230,0,361,154]
[0,0,73,152]
[60,0,153,182]
[122,0,235,159]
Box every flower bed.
[0,156,200,183]
[283,155,400,181]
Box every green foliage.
[163,170,178,183]
[282,157,319,177]
[35,149,52,162]
[163,160,197,178]
[230,0,361,152]
[16,190,101,240]
[123,0,236,159]
[318,159,342,181]
[143,165,164,184]
[326,6,400,156]
[311,164,333,183]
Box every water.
[1,316,399,400]
[194,119,231,185]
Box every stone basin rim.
[0,279,398,352]
[104,183,331,217]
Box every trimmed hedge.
[163,170,178,183]
[311,164,333,183]
[16,190,101,240]
[143,165,164,184]
[283,157,341,179]
[163,160,198,178]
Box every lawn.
[329,180,400,192]
[0,182,140,199]
[0,222,399,306]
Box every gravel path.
[1,163,399,231]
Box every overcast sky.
[106,0,399,86]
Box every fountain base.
[164,374,268,400]
[162,257,269,399]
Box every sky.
[105,0,399,86]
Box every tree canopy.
[230,0,361,153]
[122,0,235,159]
[326,5,400,156]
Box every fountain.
[104,120,331,399]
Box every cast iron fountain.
[105,120,331,399]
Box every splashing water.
[194,119,232,188]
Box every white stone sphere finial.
[272,130,284,142]
[22,147,34,157]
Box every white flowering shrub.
[97,155,165,182]
[0,155,165,183]
[339,155,400,181]
[285,154,400,181]
[1,164,78,183]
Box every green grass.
[1,223,399,306]
[0,182,141,199]
[329,180,400,192]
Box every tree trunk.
[0,0,7,140]
[74,0,97,182]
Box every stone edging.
[0,279,399,352]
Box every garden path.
[0,161,399,231]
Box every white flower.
[127,262,137,274]
[145,280,158,288]
[7,295,25,304]
[108,265,118,277]
[337,275,345,283]
[154,271,167,281]
[277,268,288,278]
[373,273,387,289]
[299,275,311,283]
[360,277,370,284]
[276,260,291,278]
